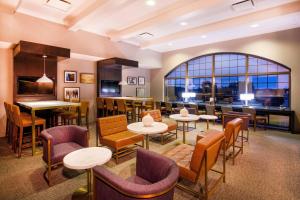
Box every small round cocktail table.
[127,122,168,150]
[199,115,218,130]
[169,114,200,144]
[63,147,112,199]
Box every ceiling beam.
[141,1,300,49]
[0,0,21,14]
[108,0,224,41]
[64,0,108,31]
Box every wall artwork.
[127,76,137,85]
[138,76,145,85]
[64,70,77,83]
[64,87,80,100]
[80,73,95,84]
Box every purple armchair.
[93,148,179,200]
[41,125,88,185]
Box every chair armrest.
[196,134,205,142]
[93,166,178,198]
[41,130,54,163]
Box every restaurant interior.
[0,0,300,200]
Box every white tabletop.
[127,122,168,135]
[18,100,80,109]
[199,115,218,120]
[169,114,200,122]
[63,147,112,170]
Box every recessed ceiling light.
[250,24,259,28]
[146,0,156,6]
[168,42,173,46]
[201,35,207,39]
[180,22,188,26]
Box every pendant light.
[36,55,53,83]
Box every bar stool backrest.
[96,97,105,109]
[189,104,199,113]
[206,104,215,115]
[105,98,114,111]
[165,102,173,112]
[155,101,161,110]
[4,102,11,122]
[116,99,126,112]
[221,106,232,113]
[176,103,184,109]
[11,105,22,127]
[80,101,89,116]
[242,107,256,120]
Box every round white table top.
[63,147,112,170]
[169,114,200,122]
[127,122,168,135]
[199,115,218,120]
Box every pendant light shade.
[36,55,53,83]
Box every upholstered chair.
[93,148,179,200]
[11,105,46,158]
[223,118,244,165]
[242,107,268,131]
[164,131,226,200]
[97,115,144,163]
[222,112,251,142]
[141,110,177,144]
[41,125,88,186]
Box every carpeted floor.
[0,121,300,200]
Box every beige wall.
[57,58,97,123]
[122,68,151,97]
[0,48,13,135]
[0,11,162,137]
[150,28,300,132]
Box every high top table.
[169,114,200,144]
[18,100,81,156]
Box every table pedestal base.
[72,169,91,200]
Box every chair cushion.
[100,131,144,150]
[21,116,45,127]
[164,144,197,183]
[126,175,151,185]
[52,142,83,164]
[162,118,177,132]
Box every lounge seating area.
[1,1,300,200]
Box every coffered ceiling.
[1,0,300,52]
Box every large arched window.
[165,53,290,107]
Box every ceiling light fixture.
[146,0,156,6]
[180,22,188,26]
[250,24,259,28]
[36,55,53,83]
[201,35,207,39]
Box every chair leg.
[115,150,119,164]
[161,134,164,145]
[18,127,23,158]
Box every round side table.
[127,122,168,149]
[199,115,218,130]
[169,114,200,144]
[63,147,112,199]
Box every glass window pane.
[248,66,257,73]
[278,74,289,82]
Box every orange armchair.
[164,131,226,200]
[97,115,144,163]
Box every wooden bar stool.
[11,105,46,158]
[96,97,106,117]
[61,101,90,129]
[105,98,117,116]
[116,99,134,121]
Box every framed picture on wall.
[80,73,95,84]
[127,76,137,85]
[138,76,145,85]
[64,71,77,83]
[64,87,80,100]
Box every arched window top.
[165,53,290,79]
[164,52,291,107]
